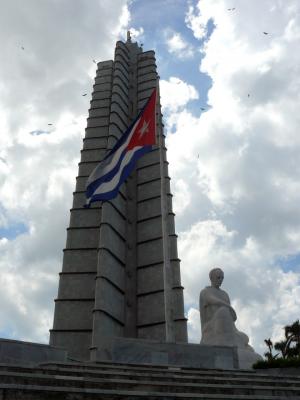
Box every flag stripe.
[86,147,127,198]
[85,88,157,206]
[86,146,151,203]
[93,146,142,195]
[86,117,141,194]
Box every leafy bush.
[254,320,300,369]
[253,356,300,369]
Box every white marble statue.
[199,267,262,369]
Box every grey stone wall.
[50,39,187,361]
[50,60,113,361]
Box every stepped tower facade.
[50,35,187,361]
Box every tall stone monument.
[0,35,256,371]
[49,34,187,361]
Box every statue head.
[209,267,224,288]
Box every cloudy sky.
[1,0,300,356]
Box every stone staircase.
[0,361,300,399]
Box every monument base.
[90,337,240,370]
[238,347,263,369]
[0,338,67,366]
[0,337,259,370]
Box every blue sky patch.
[276,254,300,272]
[129,0,213,113]
[30,130,50,136]
[0,222,28,240]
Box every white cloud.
[1,0,300,360]
[185,3,209,40]
[119,26,145,44]
[178,217,300,354]
[187,307,201,343]
[172,178,191,216]
[160,77,199,113]
[0,0,129,342]
[129,27,145,41]
[165,30,195,59]
[166,0,300,354]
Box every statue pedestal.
[90,337,240,370]
[238,347,262,369]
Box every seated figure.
[200,267,262,368]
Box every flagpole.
[156,81,175,343]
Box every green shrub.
[253,356,300,369]
[258,320,300,369]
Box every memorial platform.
[0,359,300,399]
[90,337,239,370]
[0,338,67,366]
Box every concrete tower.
[50,35,187,361]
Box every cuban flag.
[85,88,157,206]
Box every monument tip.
[126,30,132,43]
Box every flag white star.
[138,119,149,138]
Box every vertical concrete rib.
[49,60,113,360]
[90,41,131,357]
[135,51,187,342]
[123,41,140,338]
[136,51,166,340]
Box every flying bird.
[200,107,206,111]
[82,94,87,96]
[21,46,25,50]
[247,94,250,98]
[263,32,269,35]
[93,59,97,64]
[227,8,235,11]
[48,123,53,126]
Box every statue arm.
[202,290,237,321]
[205,291,228,306]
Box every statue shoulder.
[200,286,211,300]
[200,286,210,294]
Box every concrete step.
[0,369,300,397]
[0,361,300,399]
[35,370,300,388]
[39,361,300,382]
[2,364,300,389]
[0,383,299,400]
